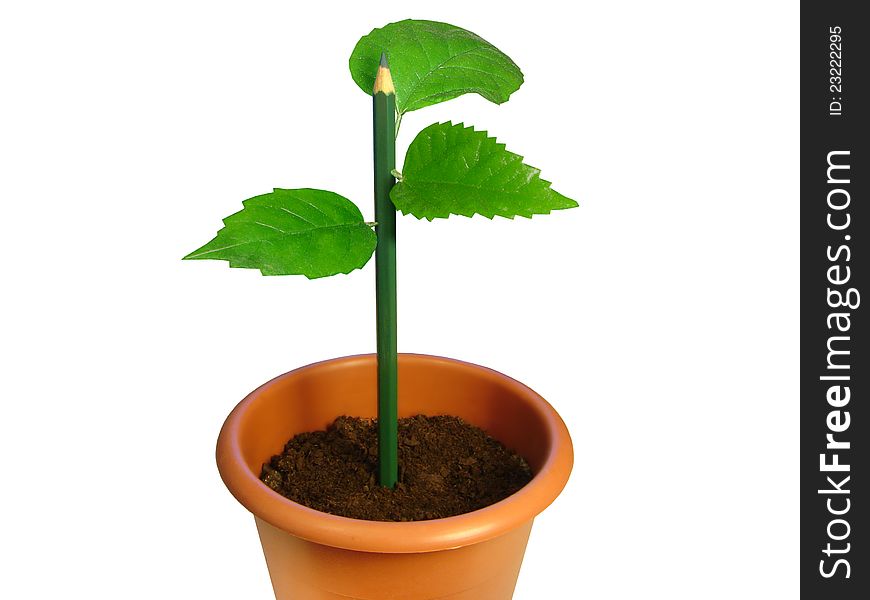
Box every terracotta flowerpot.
[217,354,573,600]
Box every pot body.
[255,517,532,599]
[217,354,573,600]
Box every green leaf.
[349,20,523,114]
[390,122,578,220]
[183,188,376,278]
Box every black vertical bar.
[801,3,868,597]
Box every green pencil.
[373,53,398,488]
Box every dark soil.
[260,414,533,521]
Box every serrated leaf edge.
[391,122,578,221]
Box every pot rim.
[216,353,573,554]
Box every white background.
[0,1,799,598]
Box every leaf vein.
[402,46,489,109]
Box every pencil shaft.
[373,66,398,488]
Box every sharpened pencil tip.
[373,53,395,95]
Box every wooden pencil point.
[373,54,395,95]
